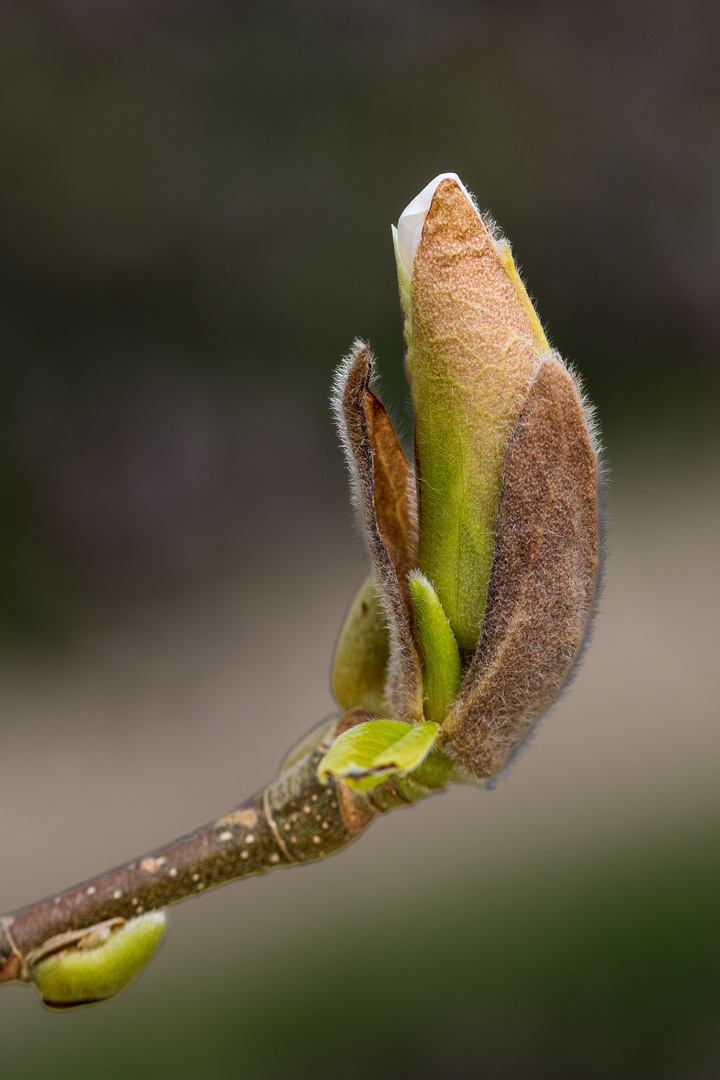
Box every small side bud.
[30,911,166,1010]
[332,578,390,717]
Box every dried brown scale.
[444,355,599,778]
[363,388,418,598]
[0,948,24,983]
[340,344,423,721]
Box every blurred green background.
[1,1,719,1076]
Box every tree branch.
[0,711,445,993]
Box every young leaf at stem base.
[317,719,439,792]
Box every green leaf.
[410,573,461,723]
[317,719,439,792]
[372,721,440,771]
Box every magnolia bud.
[330,174,600,781]
[395,173,552,652]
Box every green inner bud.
[410,573,461,722]
[31,912,166,1009]
[332,579,390,716]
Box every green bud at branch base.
[0,173,602,1009]
[30,913,166,1010]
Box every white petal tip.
[396,172,474,273]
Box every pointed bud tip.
[396,172,476,273]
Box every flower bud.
[394,174,551,652]
[331,175,601,782]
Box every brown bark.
[0,714,434,983]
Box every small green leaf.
[31,912,166,1009]
[372,721,440,771]
[410,573,462,723]
[317,719,438,792]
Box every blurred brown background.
[0,1,719,1077]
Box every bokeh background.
[1,1,719,1076]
